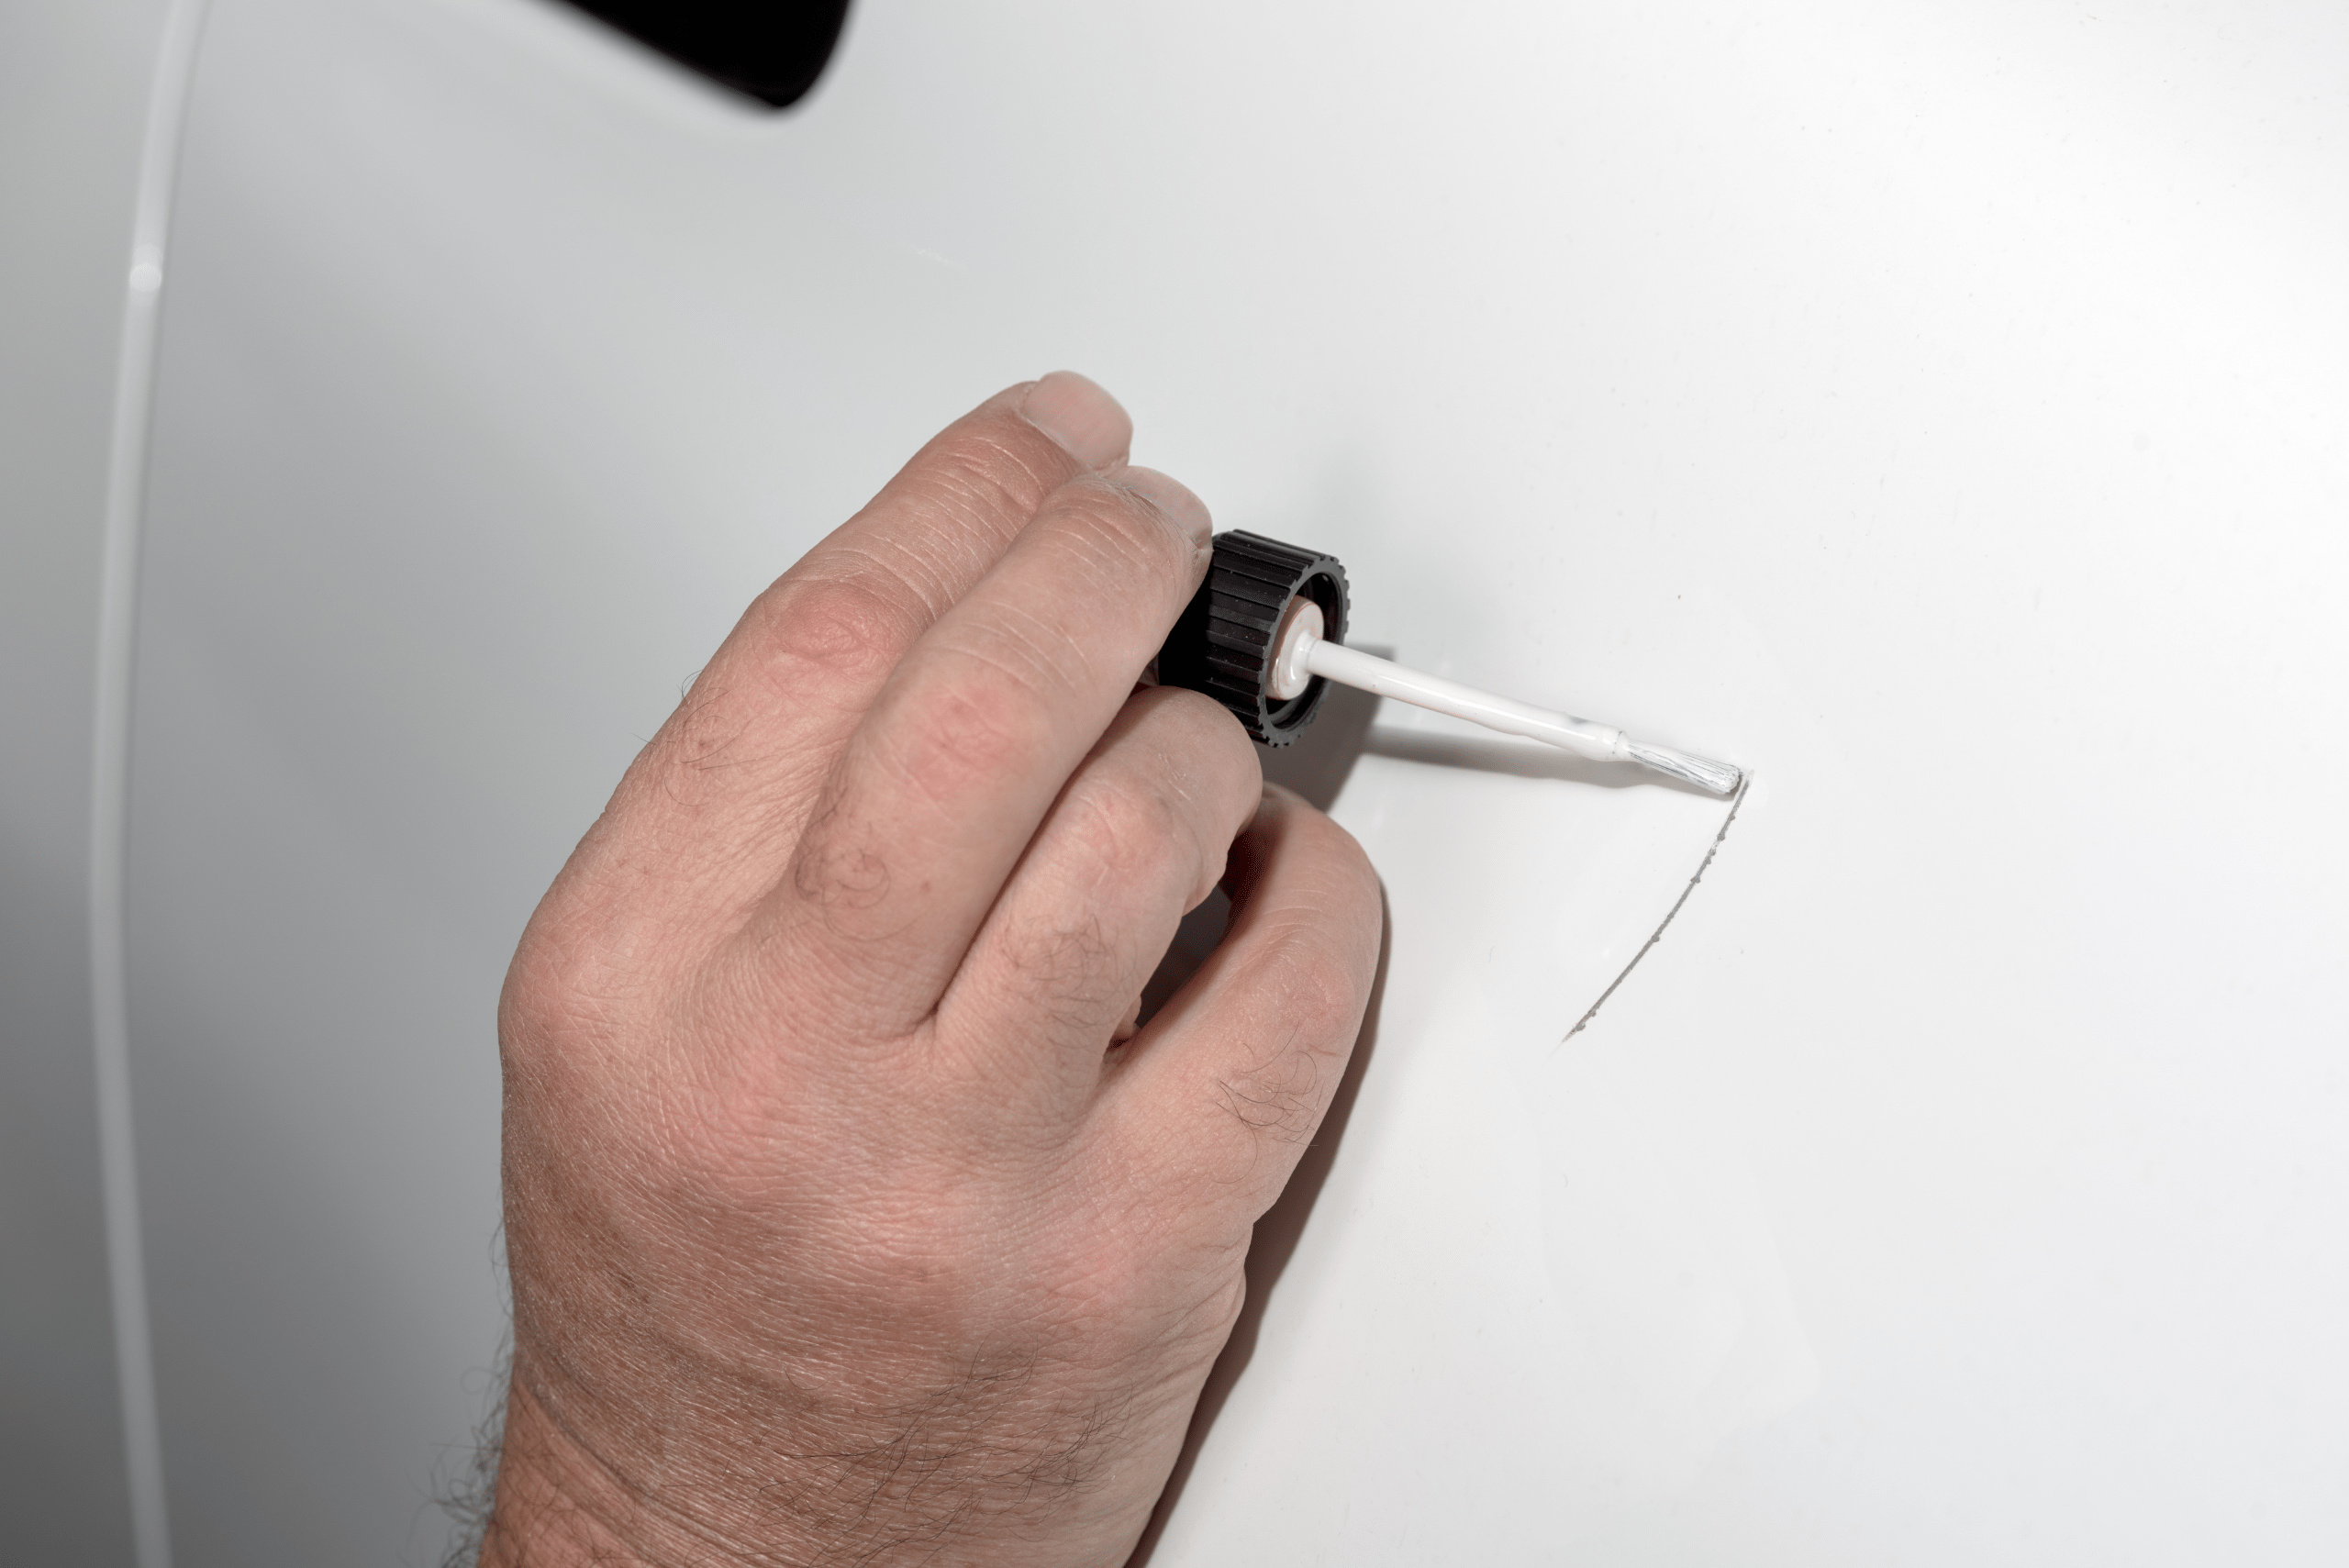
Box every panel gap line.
[90,4,214,1564]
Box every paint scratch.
[1556,774,1750,1051]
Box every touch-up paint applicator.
[1157,531,1742,796]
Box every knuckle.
[1278,940,1370,1042]
[1001,910,1115,991]
[499,915,638,1065]
[640,576,909,800]
[992,911,1119,1034]
[757,573,911,689]
[1211,1027,1327,1149]
[1235,913,1372,1064]
[1063,773,1186,884]
[791,823,894,915]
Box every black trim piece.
[560,1,852,108]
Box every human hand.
[480,374,1383,1566]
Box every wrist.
[478,1328,1175,1568]
[479,1373,753,1568]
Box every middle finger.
[933,683,1262,1115]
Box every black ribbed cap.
[1156,530,1350,746]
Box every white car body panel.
[6,1,2345,1562]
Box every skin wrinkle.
[719,1351,1118,1560]
[907,428,1063,533]
[815,542,965,624]
[530,1251,953,1457]
[870,504,1039,605]
[509,1306,1124,1563]
[962,596,1101,699]
[499,1368,675,1550]
[1062,476,1201,569]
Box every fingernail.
[1117,466,1213,549]
[1020,371,1131,471]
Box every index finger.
[562,375,1131,919]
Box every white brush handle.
[1286,625,1743,795]
[1302,639,1631,762]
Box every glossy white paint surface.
[80,0,2349,1561]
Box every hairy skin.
[480,374,1383,1567]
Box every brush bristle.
[1627,741,1742,796]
